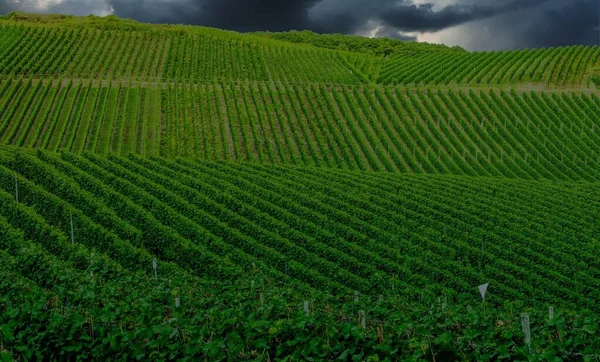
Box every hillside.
[379,46,600,87]
[0,20,367,84]
[252,30,466,56]
[1,147,599,305]
[1,78,600,180]
[1,15,598,87]
[1,145,599,358]
[0,13,599,360]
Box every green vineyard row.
[1,78,600,180]
[0,23,364,84]
[1,248,597,360]
[0,146,598,312]
[2,241,597,360]
[379,45,600,87]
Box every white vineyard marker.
[520,313,531,350]
[359,310,366,329]
[152,257,157,279]
[478,283,489,302]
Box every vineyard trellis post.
[359,310,366,329]
[70,211,75,245]
[152,257,158,279]
[520,313,531,352]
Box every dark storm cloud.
[0,0,111,16]
[107,0,321,32]
[0,0,32,13]
[107,0,202,25]
[379,0,550,32]
[508,0,599,48]
[105,0,552,37]
[452,0,600,50]
[309,0,599,49]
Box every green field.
[2,79,600,181]
[0,13,599,360]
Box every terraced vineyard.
[0,13,599,360]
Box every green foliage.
[378,45,600,86]
[0,261,598,360]
[0,146,598,309]
[0,12,152,31]
[0,22,365,83]
[2,79,600,181]
[253,30,466,57]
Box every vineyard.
[378,46,600,87]
[0,23,365,84]
[0,13,599,360]
[2,78,600,181]
[0,18,598,87]
[0,146,599,358]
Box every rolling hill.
[0,13,599,360]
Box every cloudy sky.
[1,0,599,50]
